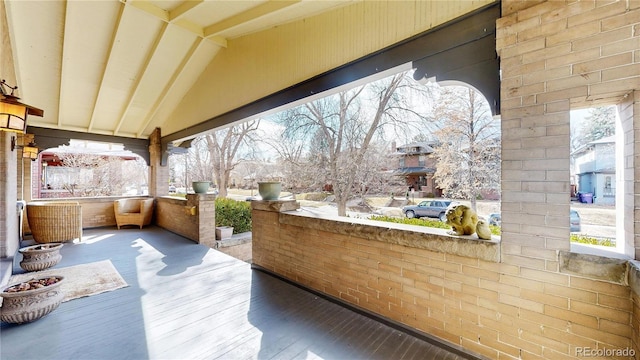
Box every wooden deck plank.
[1,227,477,360]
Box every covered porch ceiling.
[2,0,498,148]
[4,0,357,139]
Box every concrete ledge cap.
[559,250,628,284]
[157,196,187,205]
[279,208,500,262]
[216,232,252,248]
[629,261,640,295]
[251,200,300,212]
[186,193,217,201]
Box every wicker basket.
[26,202,82,243]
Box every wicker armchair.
[114,198,154,229]
[26,202,83,243]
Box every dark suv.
[402,200,454,221]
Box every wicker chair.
[26,202,83,243]
[114,198,154,229]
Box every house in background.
[35,140,145,199]
[391,141,442,197]
[392,139,501,201]
[571,135,615,205]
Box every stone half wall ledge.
[273,205,500,262]
[559,250,630,285]
[630,260,640,294]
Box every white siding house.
[571,136,615,205]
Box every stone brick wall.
[215,232,252,262]
[17,195,219,248]
[22,197,146,234]
[631,263,640,358]
[497,0,639,259]
[155,194,216,247]
[156,196,198,242]
[494,1,640,357]
[252,204,637,359]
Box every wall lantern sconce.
[0,79,44,133]
[11,132,39,160]
[22,142,39,160]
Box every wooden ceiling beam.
[204,0,300,38]
[56,1,69,127]
[136,37,204,138]
[169,0,203,22]
[123,0,226,47]
[124,0,168,21]
[88,2,126,133]
[114,22,169,136]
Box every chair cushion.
[119,200,141,213]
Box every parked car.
[487,213,501,226]
[570,209,581,232]
[402,200,454,221]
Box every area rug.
[5,260,128,302]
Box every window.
[603,176,613,197]
[570,106,620,252]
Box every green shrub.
[570,233,614,247]
[215,198,251,234]
[369,215,450,229]
[370,215,502,236]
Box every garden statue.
[445,204,491,240]
[475,219,492,240]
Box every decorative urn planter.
[258,181,281,200]
[215,226,234,240]
[0,276,65,324]
[19,243,63,272]
[192,181,210,194]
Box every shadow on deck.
[1,226,473,360]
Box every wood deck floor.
[1,227,476,360]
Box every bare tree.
[189,139,214,184]
[52,152,143,197]
[571,106,616,152]
[274,72,431,216]
[203,120,260,198]
[351,141,397,195]
[260,124,310,191]
[431,86,500,211]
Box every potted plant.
[215,226,233,240]
[192,181,210,194]
[257,181,281,200]
[19,243,63,272]
[1,276,65,324]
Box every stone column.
[148,128,169,198]
[186,193,217,248]
[15,132,34,202]
[0,131,19,258]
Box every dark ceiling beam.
[27,126,150,164]
[161,2,500,154]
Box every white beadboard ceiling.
[4,0,354,139]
